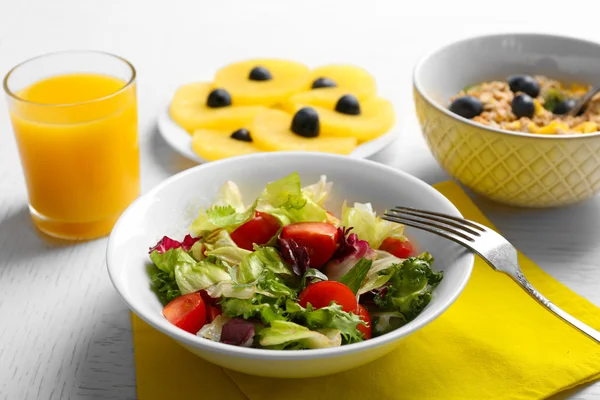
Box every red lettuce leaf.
[220,318,255,347]
[278,237,311,276]
[149,234,202,254]
[324,227,376,281]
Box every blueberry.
[312,77,337,89]
[335,94,361,115]
[291,107,320,138]
[230,128,252,142]
[449,96,483,119]
[511,93,535,118]
[249,66,272,81]
[206,88,231,108]
[507,75,540,98]
[553,98,576,115]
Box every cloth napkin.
[131,180,600,400]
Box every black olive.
[230,128,252,142]
[449,96,483,119]
[206,88,231,108]
[312,77,337,89]
[248,66,272,81]
[335,94,361,115]
[553,98,576,115]
[507,75,540,98]
[511,93,535,118]
[291,107,320,137]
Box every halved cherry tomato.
[281,222,339,268]
[298,281,357,312]
[379,237,414,259]
[207,305,222,322]
[163,292,207,334]
[355,304,372,339]
[231,211,281,251]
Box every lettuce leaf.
[197,315,231,341]
[301,175,332,206]
[149,266,181,305]
[373,252,443,321]
[174,259,231,295]
[204,230,251,266]
[358,250,403,294]
[259,320,341,350]
[149,248,197,276]
[255,173,327,225]
[221,295,288,325]
[341,202,405,249]
[189,181,255,234]
[286,301,365,344]
[338,258,373,295]
[324,227,376,281]
[234,246,292,285]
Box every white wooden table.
[1,1,599,399]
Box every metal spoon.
[567,86,600,116]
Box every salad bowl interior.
[107,152,474,378]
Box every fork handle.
[513,271,600,343]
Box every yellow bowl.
[413,33,600,208]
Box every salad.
[147,173,442,350]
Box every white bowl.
[106,152,474,378]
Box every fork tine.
[383,213,476,242]
[391,206,486,232]
[388,208,482,237]
[382,214,476,250]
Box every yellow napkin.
[132,180,600,400]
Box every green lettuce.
[373,252,443,321]
[175,259,232,295]
[339,258,372,295]
[286,301,365,343]
[149,266,181,305]
[358,250,403,294]
[341,202,405,248]
[256,173,327,225]
[189,181,256,234]
[149,248,196,276]
[221,295,288,325]
[301,175,332,206]
[259,320,341,350]
[371,311,407,336]
[204,230,251,266]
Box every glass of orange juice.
[4,51,140,240]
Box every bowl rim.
[413,32,600,140]
[106,152,474,360]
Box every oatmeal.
[449,75,600,134]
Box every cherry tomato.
[355,304,372,340]
[379,237,414,259]
[207,305,222,322]
[281,222,339,268]
[163,293,207,334]
[231,211,281,251]
[298,281,357,312]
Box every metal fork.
[383,206,600,344]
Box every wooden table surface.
[1,1,599,398]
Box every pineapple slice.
[309,64,377,100]
[214,59,310,106]
[169,82,264,133]
[192,129,261,161]
[251,108,357,154]
[286,96,395,142]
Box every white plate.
[158,105,399,163]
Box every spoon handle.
[568,86,600,116]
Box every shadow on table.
[0,205,103,266]
[71,294,137,399]
[147,122,197,176]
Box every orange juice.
[7,72,140,239]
